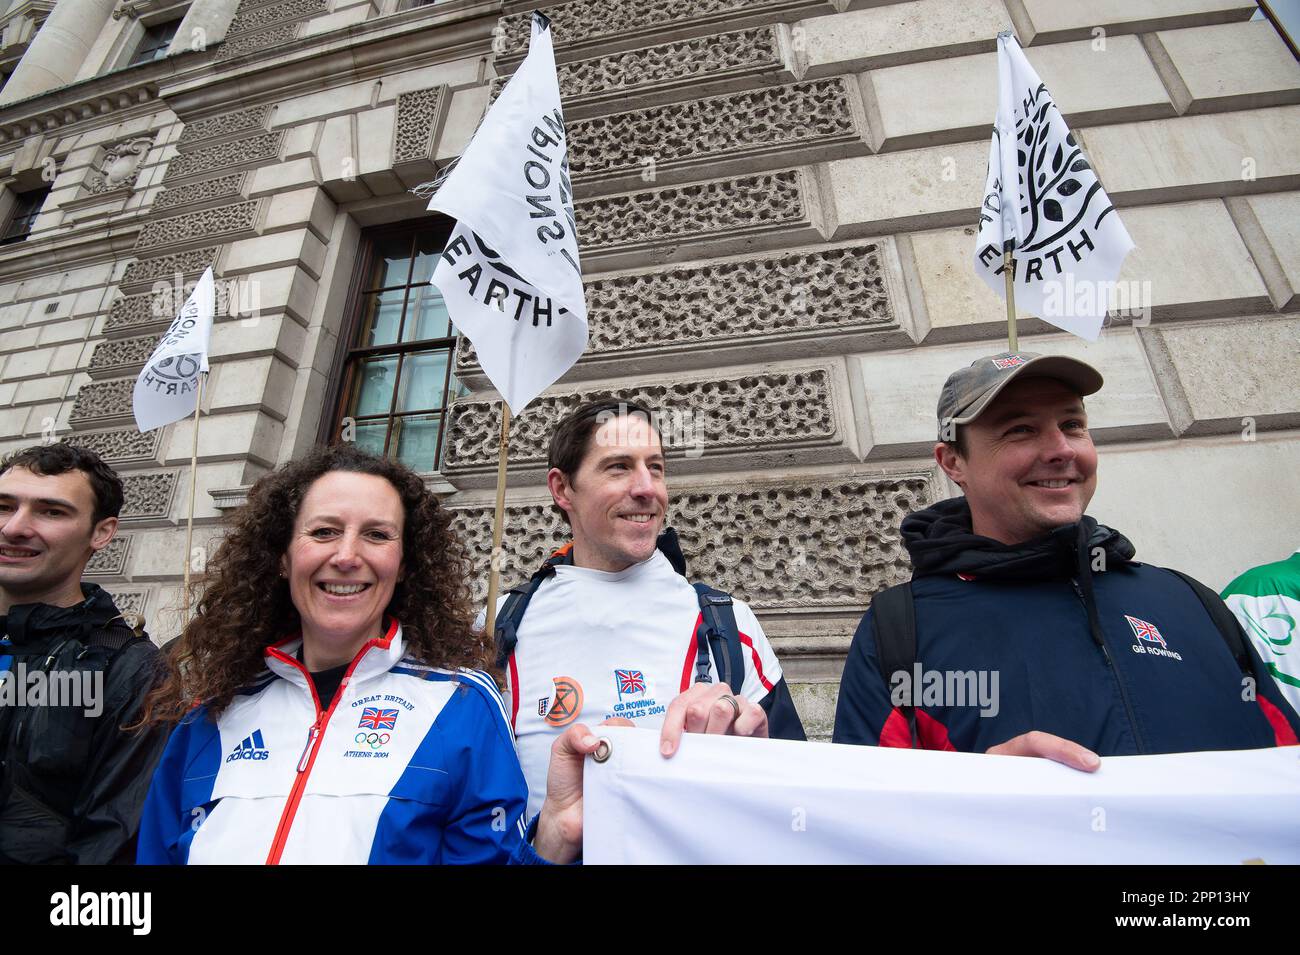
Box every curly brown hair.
[142,444,491,724]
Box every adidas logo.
[225,729,270,763]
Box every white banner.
[428,13,586,413]
[974,32,1134,341]
[583,727,1300,864]
[132,266,214,433]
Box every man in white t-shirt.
[492,399,805,818]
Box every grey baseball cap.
[937,351,1104,438]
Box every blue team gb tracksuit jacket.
[834,498,1300,754]
[137,620,543,864]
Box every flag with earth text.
[974,32,1134,341]
[427,12,586,412]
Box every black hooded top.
[0,583,170,864]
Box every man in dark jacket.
[833,351,1300,766]
[0,443,169,863]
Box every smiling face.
[546,413,668,573]
[281,470,405,671]
[935,377,1099,545]
[0,466,117,613]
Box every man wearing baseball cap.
[833,351,1299,765]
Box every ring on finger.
[718,694,741,721]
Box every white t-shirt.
[492,550,783,820]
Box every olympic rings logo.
[354,731,390,749]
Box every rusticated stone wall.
[450,471,933,611]
[443,367,842,478]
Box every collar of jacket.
[263,616,406,693]
[901,496,1136,582]
[2,583,121,647]
[539,527,688,578]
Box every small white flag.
[132,266,215,433]
[974,32,1134,341]
[427,13,586,413]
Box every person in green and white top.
[1222,547,1300,717]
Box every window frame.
[0,185,52,245]
[126,16,183,67]
[320,216,464,475]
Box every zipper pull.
[296,721,321,773]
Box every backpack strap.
[691,583,747,693]
[870,582,918,746]
[493,567,556,669]
[1167,569,1255,678]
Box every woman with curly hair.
[136,444,594,864]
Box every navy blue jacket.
[834,498,1300,754]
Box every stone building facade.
[0,0,1296,737]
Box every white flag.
[132,266,215,433]
[583,728,1300,864]
[974,32,1134,341]
[428,13,585,413]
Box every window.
[1,186,51,245]
[328,219,467,473]
[127,18,181,66]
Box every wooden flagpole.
[181,370,207,633]
[482,401,512,642]
[1003,248,1018,352]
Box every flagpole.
[181,370,207,633]
[482,401,512,643]
[1003,249,1018,352]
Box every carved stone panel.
[392,86,447,167]
[89,334,158,376]
[106,291,174,334]
[443,366,840,478]
[498,0,820,61]
[450,471,933,610]
[105,284,231,336]
[458,242,896,379]
[162,131,284,183]
[576,169,809,257]
[152,172,247,214]
[561,27,782,104]
[492,26,787,113]
[69,379,135,429]
[133,199,262,252]
[121,472,178,521]
[226,0,326,37]
[85,536,129,577]
[121,247,219,294]
[215,21,302,61]
[177,105,273,147]
[568,79,859,184]
[104,589,148,618]
[67,428,162,465]
[86,137,152,194]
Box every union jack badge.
[1125,614,1167,649]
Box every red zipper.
[261,620,398,865]
[265,684,340,865]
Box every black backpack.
[492,528,749,692]
[871,570,1258,745]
